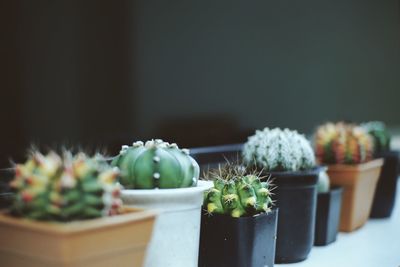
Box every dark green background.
[1,0,399,165]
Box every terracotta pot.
[0,208,156,267]
[327,158,383,232]
[198,209,278,267]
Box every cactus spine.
[112,139,200,189]
[243,127,316,171]
[203,165,273,218]
[314,122,373,164]
[9,150,122,221]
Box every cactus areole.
[112,139,200,189]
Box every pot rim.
[121,180,212,196]
[268,166,324,177]
[202,207,279,222]
[0,207,156,235]
[325,158,384,172]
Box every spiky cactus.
[9,150,122,221]
[112,139,200,189]
[243,127,316,172]
[203,164,273,217]
[314,122,374,164]
[361,121,391,155]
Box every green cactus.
[203,164,273,218]
[317,170,330,193]
[243,127,316,172]
[9,150,122,221]
[112,139,200,189]
[361,121,391,155]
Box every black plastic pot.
[190,143,244,172]
[198,209,278,267]
[314,186,343,246]
[270,168,319,263]
[370,151,399,218]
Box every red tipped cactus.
[10,150,123,221]
[314,122,374,165]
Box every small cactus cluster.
[112,139,200,189]
[243,127,316,172]
[9,150,122,221]
[203,164,273,218]
[314,122,374,164]
[361,121,391,155]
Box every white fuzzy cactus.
[243,128,316,172]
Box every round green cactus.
[112,139,200,189]
[243,127,316,172]
[203,164,273,218]
[9,150,122,221]
[361,121,391,155]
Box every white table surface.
[277,181,400,267]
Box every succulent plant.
[9,150,122,221]
[203,164,273,218]
[317,170,330,193]
[112,139,200,189]
[314,122,374,164]
[361,121,391,155]
[243,127,316,172]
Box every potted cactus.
[314,168,343,246]
[112,139,212,267]
[314,122,383,232]
[0,150,156,267]
[198,163,278,267]
[243,127,320,263]
[361,121,399,218]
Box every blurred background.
[1,0,399,167]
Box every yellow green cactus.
[203,164,273,218]
[9,150,122,221]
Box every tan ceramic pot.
[0,208,156,267]
[327,159,383,232]
[121,180,213,267]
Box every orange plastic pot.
[326,159,383,232]
[0,208,156,267]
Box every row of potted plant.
[0,140,212,267]
[195,120,398,266]
[0,120,397,267]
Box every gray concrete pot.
[121,180,212,267]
